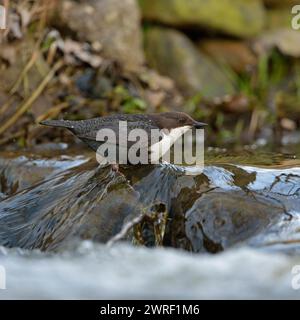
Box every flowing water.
[0,143,300,299]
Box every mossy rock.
[139,0,265,38]
[264,0,299,7]
[144,27,235,98]
[266,8,294,30]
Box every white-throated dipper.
[40,112,206,170]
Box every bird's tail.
[40,119,76,129]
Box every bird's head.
[151,112,207,131]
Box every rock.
[58,0,144,71]
[185,191,283,253]
[253,28,300,58]
[199,40,257,73]
[144,27,235,98]
[0,150,90,196]
[0,161,141,250]
[1,150,299,253]
[264,0,299,7]
[139,0,265,38]
[75,175,141,244]
[266,8,294,29]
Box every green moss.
[139,0,265,37]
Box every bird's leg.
[111,164,119,172]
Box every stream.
[0,143,300,299]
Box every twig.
[106,213,146,247]
[9,51,39,95]
[9,1,49,95]
[248,109,259,140]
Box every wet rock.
[0,162,185,251]
[123,164,180,209]
[1,150,300,253]
[144,27,235,98]
[165,163,300,253]
[73,172,141,244]
[0,162,140,251]
[165,172,212,250]
[139,0,265,38]
[58,0,144,71]
[123,163,300,253]
[0,159,180,251]
[199,40,257,73]
[120,164,183,246]
[0,150,89,196]
[185,191,283,253]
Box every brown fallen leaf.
[46,31,103,68]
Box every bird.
[40,112,207,171]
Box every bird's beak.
[193,121,207,129]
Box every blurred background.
[0,0,300,149]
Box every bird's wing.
[76,121,161,149]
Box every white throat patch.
[150,125,191,162]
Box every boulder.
[58,0,145,71]
[253,28,300,58]
[144,27,235,98]
[199,40,257,73]
[266,8,294,29]
[264,0,299,7]
[139,0,265,38]
[185,191,283,252]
